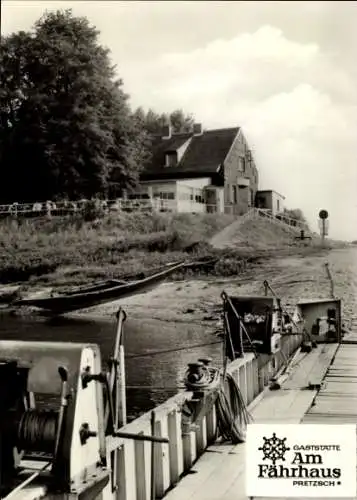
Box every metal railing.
[248,208,309,232]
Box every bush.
[213,257,247,276]
[82,199,106,222]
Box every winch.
[0,340,109,499]
[0,308,170,500]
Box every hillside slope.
[210,217,304,250]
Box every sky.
[3,1,357,240]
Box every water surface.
[0,313,223,420]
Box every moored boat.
[13,261,186,314]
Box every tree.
[0,10,150,202]
[170,109,195,133]
[283,208,309,225]
[135,107,195,135]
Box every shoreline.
[0,209,350,319]
[2,244,350,325]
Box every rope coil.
[184,365,214,390]
[216,373,252,444]
[17,410,58,454]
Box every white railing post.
[167,409,184,485]
[134,427,151,500]
[182,428,197,471]
[153,417,170,498]
[196,416,207,455]
[206,405,217,444]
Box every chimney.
[193,123,203,136]
[162,124,172,140]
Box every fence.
[0,199,177,217]
[104,332,302,500]
[0,200,309,233]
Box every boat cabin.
[223,295,292,358]
[294,298,342,343]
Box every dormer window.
[165,152,177,167]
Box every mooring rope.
[184,366,219,391]
[183,361,253,445]
[216,373,252,444]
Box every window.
[195,194,205,203]
[238,157,246,173]
[165,152,177,167]
[178,187,205,203]
[232,185,238,204]
[153,191,175,200]
[277,199,280,212]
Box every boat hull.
[14,262,185,314]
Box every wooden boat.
[13,261,186,314]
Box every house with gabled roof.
[131,123,259,215]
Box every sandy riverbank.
[1,245,354,328]
[66,246,357,332]
[0,210,352,326]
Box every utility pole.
[318,209,329,246]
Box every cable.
[216,373,252,444]
[17,410,58,454]
[127,340,222,359]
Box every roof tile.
[142,127,240,178]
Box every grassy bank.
[0,212,345,292]
[0,213,234,286]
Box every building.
[256,190,285,216]
[131,124,259,215]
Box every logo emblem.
[258,433,290,465]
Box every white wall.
[176,178,211,189]
[138,181,178,210]
[217,188,224,213]
[138,178,221,213]
[176,139,192,163]
[271,192,285,215]
[257,191,285,215]
[176,179,210,213]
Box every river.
[0,313,223,421]
[0,246,356,421]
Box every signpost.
[318,209,329,244]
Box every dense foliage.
[134,108,195,135]
[283,208,308,225]
[0,10,151,202]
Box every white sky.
[3,1,357,240]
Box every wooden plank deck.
[302,344,357,426]
[164,343,342,500]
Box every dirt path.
[73,247,357,331]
